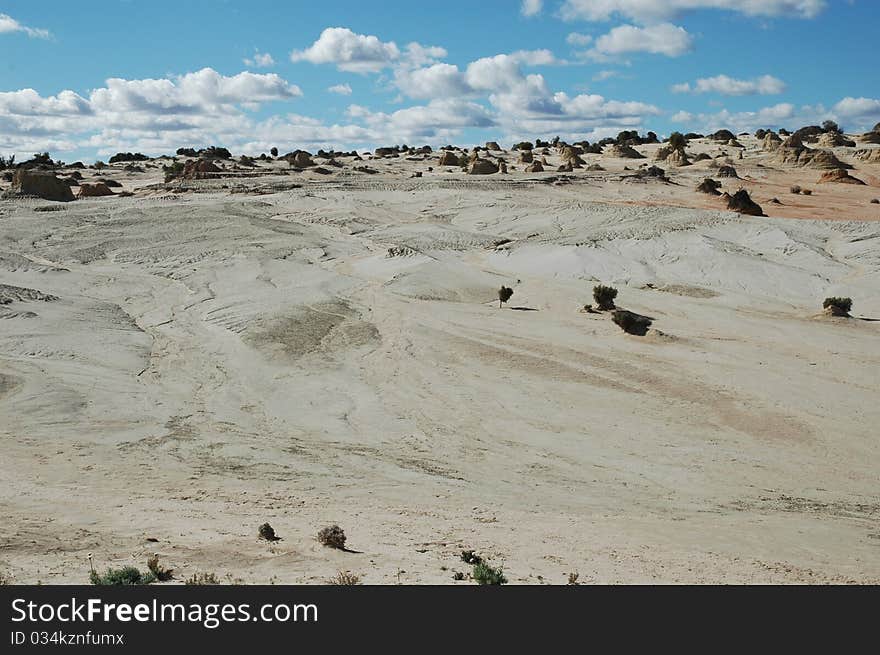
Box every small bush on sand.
[146,554,173,581]
[0,572,9,585]
[802,188,813,196]
[163,161,185,182]
[90,566,156,586]
[473,563,507,585]
[823,297,852,315]
[460,550,484,565]
[612,310,653,335]
[790,185,801,194]
[568,572,580,585]
[593,285,618,310]
[498,285,514,308]
[871,199,879,204]
[185,572,220,585]
[452,571,466,580]
[270,147,279,158]
[668,132,687,151]
[259,522,280,541]
[317,525,346,550]
[327,571,361,585]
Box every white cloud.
[833,97,880,123]
[327,83,353,96]
[593,70,619,81]
[670,102,798,133]
[290,27,401,73]
[592,23,693,57]
[521,0,543,17]
[559,0,826,23]
[0,13,50,39]
[394,63,472,100]
[566,32,593,46]
[672,74,786,96]
[244,52,275,68]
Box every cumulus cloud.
[327,83,353,96]
[0,13,50,39]
[591,23,693,57]
[290,27,401,73]
[521,0,543,16]
[244,51,275,68]
[669,102,799,133]
[833,97,880,124]
[559,0,826,23]
[0,68,303,157]
[672,74,787,96]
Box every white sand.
[1,141,879,584]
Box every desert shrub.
[109,152,148,163]
[0,572,9,585]
[317,525,346,549]
[90,566,156,586]
[498,285,514,308]
[0,154,14,169]
[185,572,220,585]
[755,129,768,140]
[822,120,841,134]
[452,571,466,581]
[162,161,185,182]
[668,131,687,150]
[146,555,173,581]
[259,522,280,541]
[802,189,812,196]
[93,161,106,170]
[460,550,484,566]
[473,563,507,585]
[239,155,255,166]
[823,297,852,313]
[612,310,653,335]
[871,199,879,204]
[270,147,278,157]
[176,147,198,157]
[568,572,580,585]
[513,141,533,151]
[327,571,361,585]
[790,185,802,194]
[200,146,231,159]
[593,285,618,310]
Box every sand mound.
[560,146,585,167]
[438,151,460,166]
[78,182,115,197]
[525,161,544,172]
[775,146,850,169]
[8,170,75,202]
[608,144,645,159]
[697,178,722,195]
[817,132,856,148]
[722,189,764,216]
[519,150,533,164]
[468,158,499,175]
[817,169,866,185]
[762,132,783,151]
[853,148,880,163]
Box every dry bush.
[184,572,220,585]
[823,297,852,315]
[317,525,346,549]
[146,554,173,581]
[327,571,361,585]
[259,522,280,541]
[612,310,653,335]
[790,185,802,194]
[498,285,514,308]
[593,285,618,310]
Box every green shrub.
[593,285,618,310]
[473,563,507,585]
[163,161,185,182]
[460,550,483,565]
[90,566,156,586]
[668,132,687,150]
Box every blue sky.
[2,0,878,161]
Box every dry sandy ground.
[1,139,879,584]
